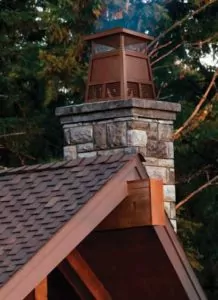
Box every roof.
[84,27,154,42]
[0,153,140,289]
[0,153,207,300]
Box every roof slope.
[0,153,133,287]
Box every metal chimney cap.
[84,27,154,42]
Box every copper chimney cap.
[85,27,156,103]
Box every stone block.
[64,146,77,160]
[171,219,177,232]
[97,148,124,156]
[168,168,175,184]
[165,142,174,159]
[158,123,173,141]
[146,140,158,157]
[107,122,127,147]
[145,166,168,183]
[78,151,97,158]
[65,126,93,145]
[155,141,174,159]
[93,124,107,149]
[127,130,147,147]
[127,121,157,140]
[143,157,174,168]
[164,202,171,218]
[170,202,176,219]
[77,143,94,153]
[163,185,176,202]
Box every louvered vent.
[88,85,103,100]
[141,84,154,99]
[105,82,121,98]
[127,82,140,98]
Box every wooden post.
[34,278,47,300]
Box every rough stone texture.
[171,219,177,231]
[77,143,94,153]
[163,185,176,203]
[78,151,97,158]
[94,124,107,149]
[164,202,171,218]
[158,123,173,141]
[65,126,93,144]
[56,98,181,227]
[56,99,181,118]
[127,121,158,140]
[145,166,168,184]
[153,141,174,159]
[64,146,77,160]
[170,202,176,219]
[107,122,127,147]
[144,157,174,168]
[127,130,147,147]
[56,99,181,125]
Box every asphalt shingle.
[0,153,133,287]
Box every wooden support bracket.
[96,179,165,230]
[59,249,111,300]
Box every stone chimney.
[56,28,181,229]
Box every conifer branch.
[192,32,218,47]
[151,43,182,66]
[176,174,218,210]
[0,132,26,139]
[148,0,217,50]
[148,41,172,58]
[173,69,218,140]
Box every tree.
[0,0,218,298]
[0,0,100,166]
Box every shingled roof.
[0,153,136,288]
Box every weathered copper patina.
[84,27,156,102]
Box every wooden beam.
[24,291,34,300]
[58,260,94,300]
[67,250,112,300]
[97,179,165,230]
[34,279,47,300]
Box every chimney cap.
[84,27,154,43]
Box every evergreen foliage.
[0,0,218,298]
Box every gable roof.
[0,153,146,300]
[0,153,207,300]
[0,154,145,289]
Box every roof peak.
[0,153,138,176]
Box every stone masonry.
[56,98,181,229]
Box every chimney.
[56,28,181,230]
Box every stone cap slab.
[56,99,181,124]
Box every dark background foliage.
[0,0,217,298]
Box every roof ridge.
[0,153,136,176]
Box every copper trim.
[84,27,154,42]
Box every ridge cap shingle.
[0,153,137,176]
